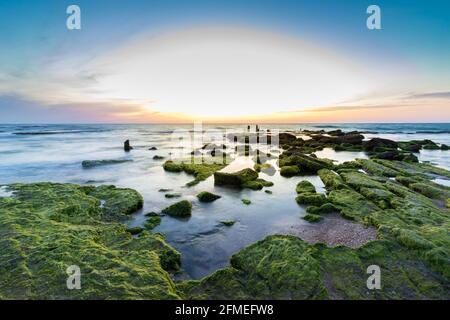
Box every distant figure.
[256,125,260,132]
[124,140,133,152]
[247,125,250,132]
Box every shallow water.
[0,123,449,279]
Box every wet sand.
[283,213,378,248]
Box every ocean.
[0,123,449,278]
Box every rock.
[242,179,274,190]
[327,129,344,136]
[441,144,449,150]
[124,140,133,151]
[372,150,418,162]
[312,133,364,145]
[214,168,258,187]
[362,138,398,151]
[279,153,332,173]
[398,142,422,153]
[86,185,144,221]
[126,227,144,235]
[303,213,323,223]
[165,193,181,199]
[402,153,419,163]
[242,199,252,205]
[163,159,227,187]
[280,165,300,177]
[296,193,327,206]
[197,191,221,202]
[82,159,132,168]
[265,190,273,194]
[161,200,192,217]
[317,203,338,214]
[220,220,235,226]
[153,155,165,160]
[296,181,316,194]
[318,169,348,190]
[145,215,162,229]
[149,147,158,150]
[423,143,440,150]
[409,139,439,150]
[163,161,184,172]
[279,132,297,144]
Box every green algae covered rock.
[279,153,332,174]
[162,200,192,217]
[163,158,227,187]
[296,180,316,194]
[242,199,252,205]
[214,168,273,190]
[318,169,348,190]
[145,215,162,230]
[197,191,221,202]
[214,168,258,186]
[126,227,144,235]
[242,179,274,190]
[280,165,300,177]
[0,183,181,299]
[296,193,327,206]
[165,192,182,198]
[303,213,323,223]
[220,220,236,226]
[253,163,275,175]
[82,159,132,168]
[307,203,338,215]
[179,234,449,300]
[85,185,144,222]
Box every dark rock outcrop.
[362,138,398,151]
[124,140,133,152]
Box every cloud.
[409,91,450,99]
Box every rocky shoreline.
[0,129,449,299]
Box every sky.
[0,0,449,123]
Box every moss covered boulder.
[279,153,332,174]
[296,181,316,194]
[163,158,227,187]
[0,183,181,299]
[161,200,192,217]
[280,165,300,177]
[296,193,327,206]
[197,191,221,203]
[214,168,273,190]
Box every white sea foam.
[0,186,14,198]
